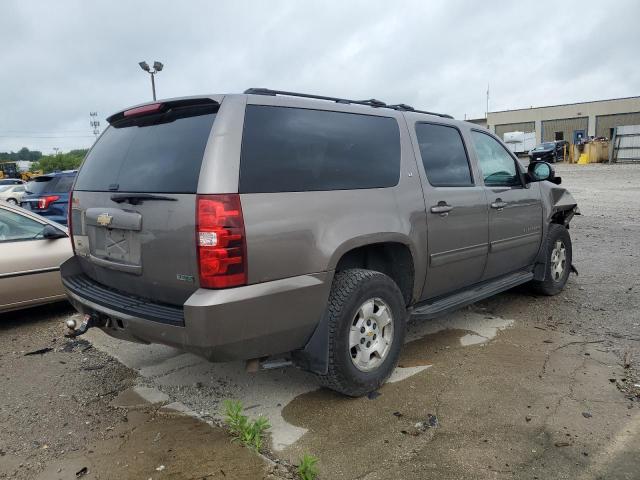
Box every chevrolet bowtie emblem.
[97,213,113,227]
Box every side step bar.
[410,270,534,320]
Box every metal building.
[486,96,640,145]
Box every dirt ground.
[1,163,639,479]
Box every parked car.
[61,89,579,396]
[20,171,77,225]
[528,140,568,163]
[0,184,27,204]
[0,202,72,313]
[0,178,24,186]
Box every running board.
[410,270,534,320]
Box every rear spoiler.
[106,98,219,126]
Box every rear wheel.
[316,269,406,397]
[530,224,572,295]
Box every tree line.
[0,147,87,173]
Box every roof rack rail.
[243,88,453,119]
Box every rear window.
[74,105,217,193]
[239,105,401,193]
[25,175,75,194]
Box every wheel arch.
[327,234,418,305]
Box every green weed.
[297,453,319,480]
[222,399,271,452]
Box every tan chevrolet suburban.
[61,88,578,396]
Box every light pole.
[138,61,164,101]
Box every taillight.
[67,193,75,254]
[196,194,247,289]
[38,195,59,209]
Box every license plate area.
[84,207,143,272]
[90,227,141,266]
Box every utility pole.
[89,112,100,139]
[138,61,164,101]
[486,83,490,119]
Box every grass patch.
[222,399,271,452]
[298,453,319,480]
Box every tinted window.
[471,131,520,187]
[25,175,75,194]
[415,123,472,186]
[51,175,75,192]
[25,176,54,195]
[75,109,216,193]
[240,106,400,193]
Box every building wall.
[466,118,488,129]
[595,112,640,138]
[495,122,535,139]
[541,117,588,142]
[487,97,640,144]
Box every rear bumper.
[60,257,332,361]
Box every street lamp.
[138,60,164,101]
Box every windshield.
[534,143,555,150]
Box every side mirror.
[42,224,68,240]
[526,161,554,183]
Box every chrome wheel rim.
[349,298,394,372]
[550,240,566,282]
[6,199,17,204]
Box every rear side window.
[415,123,473,187]
[239,105,401,193]
[74,107,216,193]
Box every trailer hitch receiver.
[64,313,104,338]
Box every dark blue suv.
[21,171,77,225]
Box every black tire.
[6,198,17,205]
[530,224,572,296]
[316,268,406,397]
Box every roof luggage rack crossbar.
[244,88,453,118]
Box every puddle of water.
[34,403,268,480]
[86,309,514,451]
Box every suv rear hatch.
[70,98,219,306]
[22,174,75,221]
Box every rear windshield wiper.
[110,193,178,205]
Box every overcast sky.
[1,0,639,154]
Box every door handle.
[491,199,508,210]
[430,203,453,216]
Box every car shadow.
[0,301,75,331]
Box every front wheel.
[6,198,17,205]
[316,269,406,397]
[530,224,572,295]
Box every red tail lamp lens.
[38,195,59,209]
[196,194,247,289]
